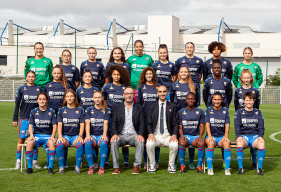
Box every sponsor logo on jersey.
[35,119,39,124]
[63,118,67,123]
[182,120,187,125]
[132,64,136,68]
[196,60,199,63]
[210,118,215,123]
[24,95,29,100]
[91,118,95,123]
[75,111,79,114]
[242,118,247,123]
[210,89,215,94]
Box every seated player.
[178,92,205,173]
[205,92,232,176]
[24,92,57,174]
[235,91,266,175]
[84,91,111,174]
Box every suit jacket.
[111,103,145,137]
[146,101,179,136]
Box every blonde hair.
[179,66,195,93]
[240,68,254,86]
[93,91,106,112]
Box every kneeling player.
[235,91,265,175]
[24,92,57,174]
[205,92,231,175]
[178,92,205,173]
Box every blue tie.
[160,103,164,134]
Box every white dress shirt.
[155,100,169,135]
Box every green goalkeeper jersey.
[232,61,263,89]
[127,54,153,89]
[24,57,53,89]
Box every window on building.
[0,55,7,66]
[233,43,260,49]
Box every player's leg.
[56,137,70,174]
[85,136,96,174]
[16,119,29,169]
[46,138,56,174]
[98,136,109,174]
[179,135,190,173]
[252,136,265,175]
[24,138,36,174]
[73,136,84,174]
[236,136,248,174]
[218,137,231,175]
[205,137,216,175]
[193,137,205,173]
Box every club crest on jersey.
[72,67,75,70]
[252,91,255,94]
[183,110,187,114]
[37,88,40,92]
[108,110,111,113]
[132,58,137,61]
[110,85,114,89]
[48,112,52,116]
[255,111,259,115]
[97,64,100,67]
[44,60,47,63]
[254,66,257,69]
[210,110,214,114]
[75,111,79,114]
[223,111,226,114]
[224,82,227,86]
[196,60,199,64]
[122,87,125,90]
[169,64,172,68]
[223,61,227,64]
[123,66,126,69]
[181,59,185,63]
[85,63,88,66]
[196,111,199,115]
[146,57,148,61]
[242,111,245,115]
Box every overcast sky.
[1,0,281,32]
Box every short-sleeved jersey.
[179,107,205,136]
[76,86,99,109]
[57,106,85,136]
[29,107,57,135]
[24,57,53,89]
[205,107,230,137]
[170,81,200,110]
[80,60,105,90]
[203,57,233,81]
[203,77,232,108]
[44,82,70,112]
[175,56,203,84]
[85,106,111,135]
[234,108,264,137]
[234,86,260,111]
[127,54,153,89]
[104,62,131,78]
[13,84,42,121]
[232,62,263,89]
[136,84,159,115]
[61,64,80,91]
[152,61,177,88]
[102,83,126,109]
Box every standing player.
[84,91,111,174]
[104,47,131,84]
[80,47,105,90]
[233,47,263,89]
[56,89,85,174]
[203,41,233,81]
[175,42,203,84]
[178,92,205,174]
[13,71,42,169]
[24,42,53,89]
[60,49,80,91]
[235,91,266,175]
[205,92,232,176]
[24,92,57,174]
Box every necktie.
[160,103,164,134]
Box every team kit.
[13,40,265,176]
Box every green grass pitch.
[0,102,281,191]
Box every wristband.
[79,135,84,138]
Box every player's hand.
[26,136,34,143]
[57,136,64,144]
[84,136,92,143]
[135,135,144,143]
[77,136,83,143]
[208,136,215,142]
[198,136,204,143]
[49,137,56,142]
[12,121,18,127]
[223,136,230,143]
[100,135,108,142]
[110,135,120,143]
[169,135,178,142]
[148,134,156,142]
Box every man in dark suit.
[110,87,145,174]
[146,85,179,173]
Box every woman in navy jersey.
[105,47,131,84]
[24,92,57,174]
[80,47,105,90]
[60,49,80,91]
[56,89,85,174]
[205,92,232,176]
[13,71,42,169]
[84,91,111,174]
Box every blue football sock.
[188,148,195,165]
[206,148,214,169]
[155,147,160,164]
[258,148,266,169]
[251,147,257,164]
[93,148,99,163]
[179,146,186,166]
[63,148,68,166]
[26,150,33,169]
[56,143,65,168]
[33,148,38,160]
[197,148,205,167]
[224,148,231,170]
[122,147,129,163]
[48,150,55,169]
[236,147,244,169]
[99,141,108,168]
[46,150,49,167]
[16,150,21,160]
[76,142,84,168]
[143,146,147,163]
[85,141,94,167]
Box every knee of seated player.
[197,140,205,148]
[18,137,25,144]
[47,140,56,149]
[85,140,94,148]
[99,140,108,148]
[26,141,35,151]
[206,139,215,148]
[257,138,265,148]
[222,140,230,149]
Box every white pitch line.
[269,132,281,143]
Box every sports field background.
[0,102,281,191]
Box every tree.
[266,68,280,86]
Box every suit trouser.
[146,133,178,168]
[111,134,144,169]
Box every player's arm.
[257,111,265,138]
[199,111,205,140]
[99,64,105,88]
[50,112,57,141]
[195,83,200,107]
[206,123,212,138]
[101,109,111,141]
[169,85,175,103]
[203,81,209,107]
[75,68,81,89]
[136,87,143,105]
[102,87,107,107]
[234,90,239,111]
[256,89,260,109]
[256,65,263,87]
[232,65,239,88]
[24,61,29,79]
[12,87,22,126]
[227,81,233,106]
[227,61,233,81]
[224,124,230,139]
[203,62,208,81]
[77,109,85,142]
[49,60,53,82]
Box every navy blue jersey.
[152,61,177,88]
[13,84,42,121]
[234,108,264,137]
[136,84,159,116]
[102,83,126,109]
[61,64,80,91]
[175,56,203,84]
[203,57,233,81]
[203,77,232,108]
[205,107,230,137]
[234,86,260,111]
[85,106,111,135]
[76,86,99,109]
[104,62,131,78]
[179,107,205,136]
[170,81,200,110]
[57,106,85,136]
[29,107,57,135]
[44,82,70,112]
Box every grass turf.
[0,102,281,191]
